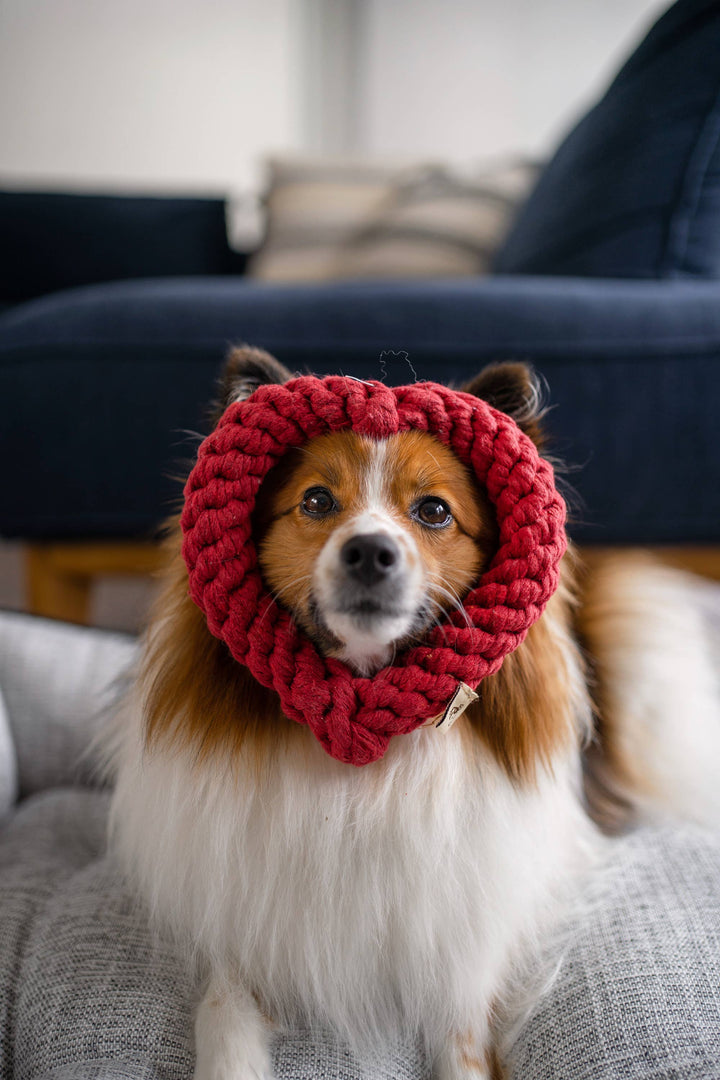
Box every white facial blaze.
[312,440,426,674]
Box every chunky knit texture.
[181,377,567,766]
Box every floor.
[0,540,156,634]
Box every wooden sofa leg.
[25,541,164,625]
[26,545,92,624]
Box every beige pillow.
[248,157,537,283]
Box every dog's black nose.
[341,533,400,587]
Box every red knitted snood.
[181,376,567,766]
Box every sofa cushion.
[0,689,16,821]
[249,156,535,282]
[495,0,720,278]
[2,607,720,1078]
[2,275,720,544]
[0,611,136,800]
[506,825,720,1078]
[3,790,720,1079]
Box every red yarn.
[181,377,567,766]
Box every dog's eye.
[301,487,337,517]
[415,497,453,528]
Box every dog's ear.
[212,345,294,424]
[462,362,546,447]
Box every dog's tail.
[576,553,720,832]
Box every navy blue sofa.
[2,271,719,546]
[2,0,719,550]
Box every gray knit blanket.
[1,608,719,1080]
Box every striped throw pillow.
[247,157,537,282]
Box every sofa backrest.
[0,190,247,305]
[495,0,720,279]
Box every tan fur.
[142,533,296,771]
[451,1029,506,1079]
[575,552,682,832]
[462,362,547,451]
[573,556,641,830]
[488,1044,506,1080]
[464,558,581,784]
[258,434,380,625]
[259,429,497,649]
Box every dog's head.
[144,347,582,781]
[221,348,545,677]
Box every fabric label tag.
[423,682,478,733]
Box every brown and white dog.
[108,348,720,1079]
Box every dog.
[108,347,720,1079]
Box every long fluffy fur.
[579,553,720,831]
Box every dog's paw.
[194,981,273,1080]
[193,1050,272,1080]
[434,1031,501,1080]
[193,1039,272,1080]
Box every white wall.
[356,0,669,163]
[0,0,671,194]
[0,0,302,193]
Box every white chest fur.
[110,712,596,1057]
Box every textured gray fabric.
[509,826,720,1079]
[6,795,193,1080]
[0,611,137,797]
[0,790,117,1075]
[28,1069,168,1080]
[22,1069,164,1080]
[0,685,17,819]
[272,1030,428,1080]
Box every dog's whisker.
[260,574,313,621]
[426,574,473,629]
[412,604,453,647]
